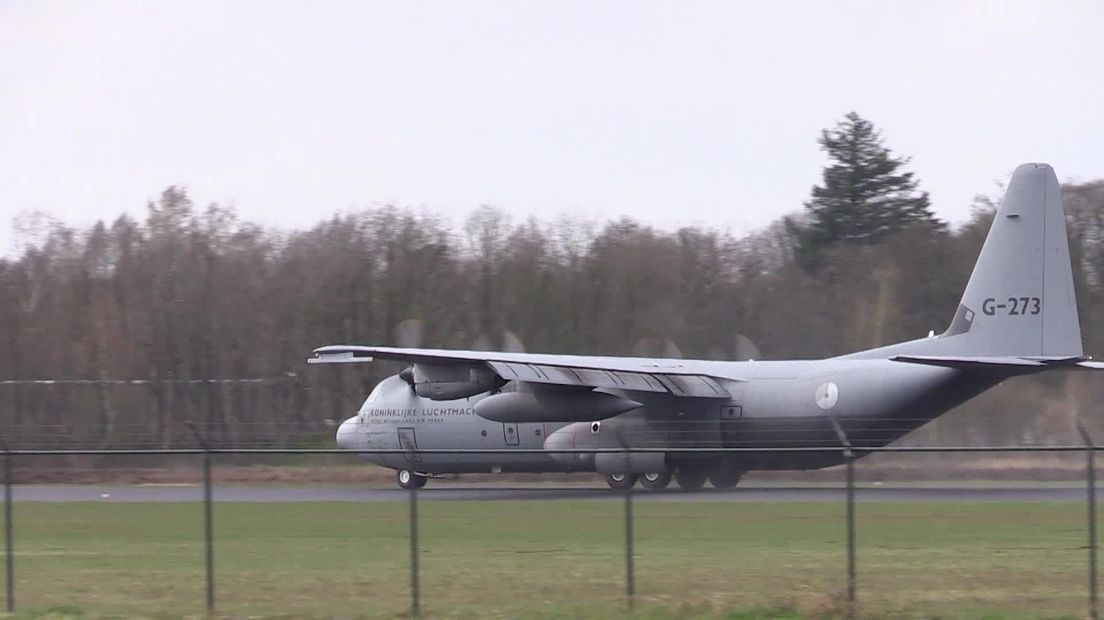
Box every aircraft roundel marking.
[815,382,839,410]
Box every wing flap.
[653,373,730,397]
[486,361,670,393]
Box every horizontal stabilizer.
[890,355,1097,371]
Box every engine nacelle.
[474,390,642,423]
[412,363,505,401]
[594,452,667,474]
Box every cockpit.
[359,375,406,412]
[338,376,408,450]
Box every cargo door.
[397,427,422,463]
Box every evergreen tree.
[791,112,944,268]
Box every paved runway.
[7,484,1093,503]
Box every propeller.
[631,337,683,359]
[501,330,527,353]
[699,333,764,361]
[471,333,493,351]
[733,334,762,361]
[471,330,527,353]
[395,319,425,348]
[394,321,529,389]
[629,334,762,361]
[395,319,424,388]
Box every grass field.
[4,499,1096,618]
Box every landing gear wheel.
[674,466,708,491]
[605,473,639,490]
[708,469,743,489]
[397,469,428,490]
[640,472,672,490]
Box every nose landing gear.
[397,469,428,489]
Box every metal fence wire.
[0,442,1100,619]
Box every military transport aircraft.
[311,163,1101,490]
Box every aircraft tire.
[396,469,428,490]
[605,473,638,490]
[639,472,672,490]
[674,466,708,491]
[708,469,743,489]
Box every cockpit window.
[365,381,386,403]
[362,375,404,409]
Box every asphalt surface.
[7,484,1093,503]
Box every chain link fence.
[0,443,1099,618]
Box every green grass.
[2,500,1097,618]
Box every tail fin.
[941,163,1082,357]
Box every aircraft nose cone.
[336,417,359,450]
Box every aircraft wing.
[890,355,1104,371]
[309,345,738,397]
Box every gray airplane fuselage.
[336,356,997,474]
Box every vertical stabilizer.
[942,163,1082,357]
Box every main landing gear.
[674,466,708,491]
[640,471,672,490]
[602,471,677,490]
[605,473,638,490]
[604,467,742,491]
[396,469,428,489]
[707,467,742,489]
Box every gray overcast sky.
[2,1,1102,254]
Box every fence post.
[829,418,856,617]
[624,477,635,609]
[845,451,856,615]
[3,448,12,613]
[1079,422,1098,620]
[409,485,420,618]
[187,423,215,616]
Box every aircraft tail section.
[939,163,1082,358]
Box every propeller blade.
[471,333,493,351]
[734,334,762,361]
[662,338,683,359]
[395,319,424,348]
[501,330,527,353]
[632,336,683,359]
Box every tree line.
[1,114,1102,448]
